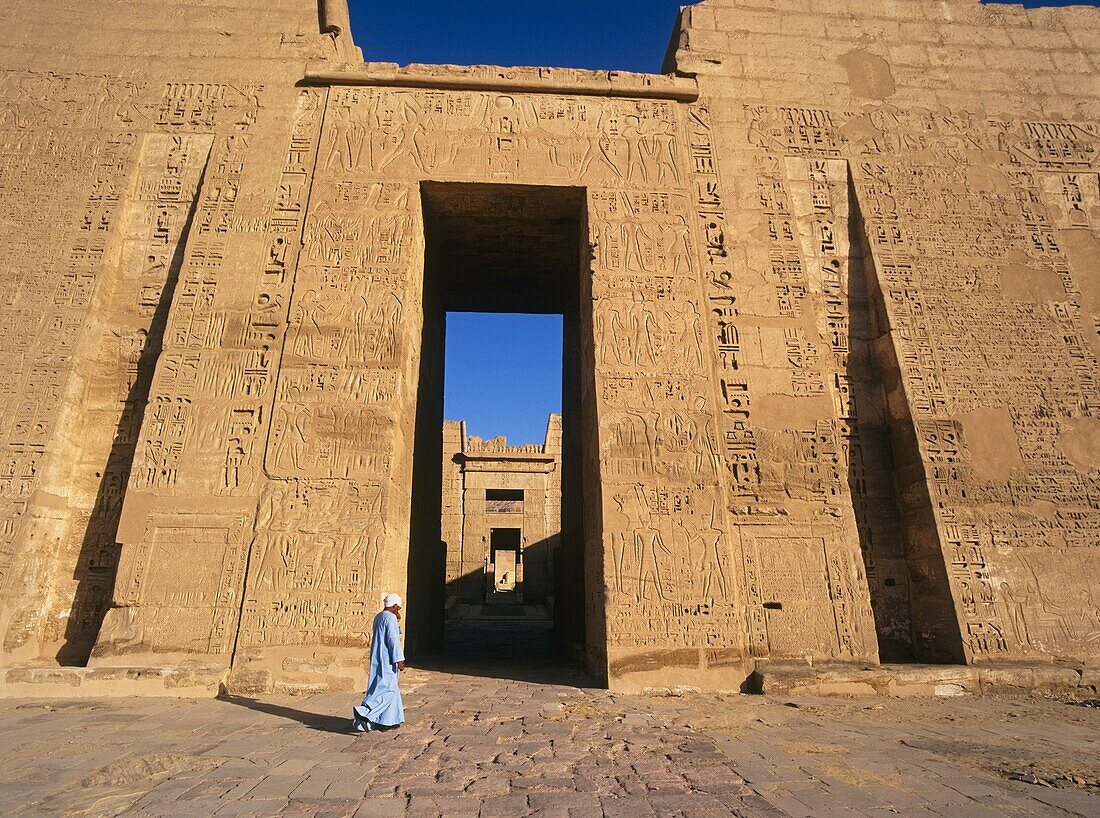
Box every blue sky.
[351,0,1095,444]
[349,1,1098,73]
[444,314,563,445]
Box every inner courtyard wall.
[441,416,563,610]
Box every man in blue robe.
[352,593,406,732]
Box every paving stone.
[598,795,659,818]
[324,780,370,801]
[245,775,301,800]
[512,776,579,792]
[215,798,292,815]
[477,794,531,816]
[352,797,406,817]
[292,776,335,800]
[1,666,1098,818]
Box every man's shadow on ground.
[217,693,352,734]
[216,641,595,733]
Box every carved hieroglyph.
[0,0,1096,693]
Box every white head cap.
[383,593,402,609]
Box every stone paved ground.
[1,657,1098,818]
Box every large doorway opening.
[405,183,589,672]
[441,314,563,658]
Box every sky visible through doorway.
[349,0,1095,444]
[444,314,563,446]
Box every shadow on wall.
[846,175,966,665]
[844,177,918,664]
[57,181,205,665]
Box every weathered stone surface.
[754,660,1100,699]
[0,664,224,698]
[0,0,1096,694]
[1,660,1099,816]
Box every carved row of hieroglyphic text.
[322,87,682,187]
[588,104,745,657]
[0,72,261,133]
[237,88,409,649]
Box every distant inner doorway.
[489,528,521,596]
[405,183,588,665]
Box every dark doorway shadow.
[410,559,593,688]
[409,652,596,688]
[216,694,353,733]
[406,182,593,687]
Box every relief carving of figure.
[626,222,659,274]
[645,118,681,186]
[606,412,655,478]
[362,534,384,591]
[638,530,672,602]
[256,481,294,531]
[657,218,693,275]
[694,526,731,601]
[367,292,402,365]
[324,107,367,172]
[607,491,644,598]
[580,114,624,179]
[609,306,635,367]
[313,536,340,593]
[271,405,312,473]
[254,533,295,594]
[633,297,658,368]
[291,286,352,360]
[372,95,426,173]
[622,115,649,184]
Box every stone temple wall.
[668,0,1100,677]
[0,0,1095,694]
[0,0,358,672]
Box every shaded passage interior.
[405,183,588,670]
